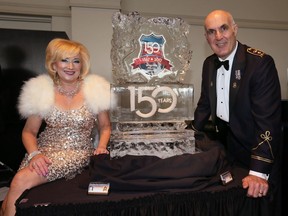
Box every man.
[192,9,282,214]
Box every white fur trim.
[18,74,54,118]
[18,74,115,119]
[83,74,114,113]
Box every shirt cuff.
[249,170,269,180]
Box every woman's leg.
[0,167,47,216]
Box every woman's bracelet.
[27,150,41,162]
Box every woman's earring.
[78,73,83,81]
[54,71,59,84]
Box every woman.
[0,38,112,216]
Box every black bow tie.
[215,59,229,70]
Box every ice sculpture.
[110,12,197,159]
[111,11,192,84]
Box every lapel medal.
[235,70,241,80]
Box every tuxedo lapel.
[208,56,218,124]
[229,43,246,114]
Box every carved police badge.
[131,33,173,79]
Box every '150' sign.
[128,86,177,118]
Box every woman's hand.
[29,154,52,177]
[93,147,109,155]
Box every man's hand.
[242,174,269,198]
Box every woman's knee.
[10,169,34,191]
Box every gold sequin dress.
[19,105,96,181]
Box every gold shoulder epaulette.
[247,48,265,57]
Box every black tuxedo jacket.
[193,42,282,183]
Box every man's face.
[204,11,238,59]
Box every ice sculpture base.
[110,130,197,159]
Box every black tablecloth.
[15,139,272,216]
[15,164,270,216]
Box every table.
[15,150,271,216]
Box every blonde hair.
[45,38,90,83]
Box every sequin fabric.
[19,105,96,181]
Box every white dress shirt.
[216,42,238,122]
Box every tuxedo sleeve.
[249,55,282,174]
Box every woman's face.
[53,54,82,84]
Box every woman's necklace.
[57,81,81,98]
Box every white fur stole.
[18,74,114,118]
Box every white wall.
[71,7,117,81]
[185,25,208,106]
[237,28,288,99]
[121,0,288,22]
[51,16,71,39]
